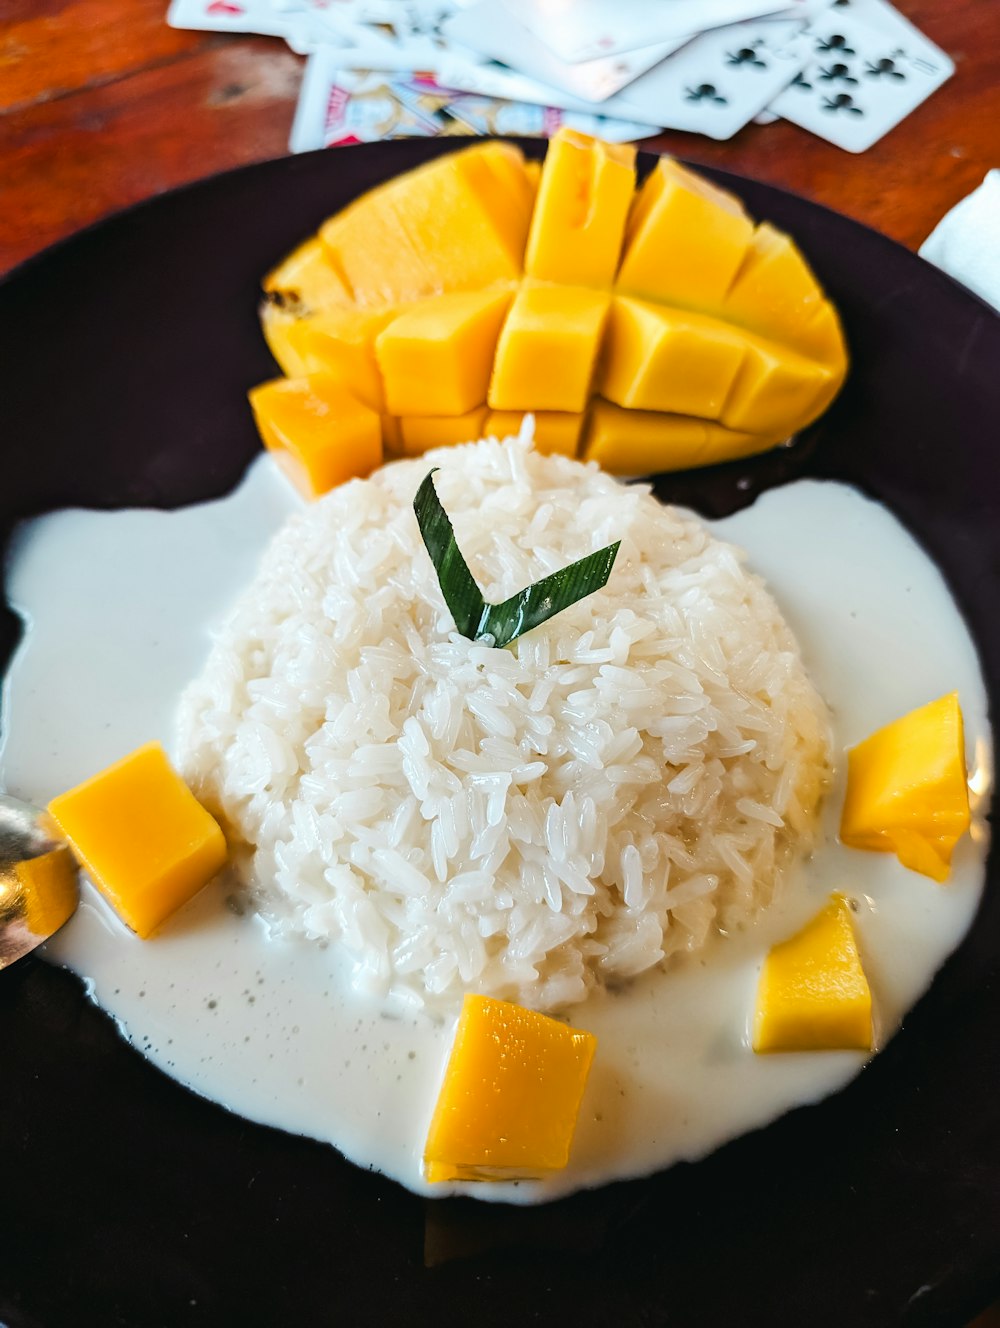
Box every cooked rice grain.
[177,434,830,1012]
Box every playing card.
[435,47,662,123]
[609,19,810,139]
[769,7,954,151]
[167,0,292,37]
[291,63,455,150]
[290,52,659,153]
[273,0,449,57]
[497,0,791,63]
[444,3,685,102]
[817,0,932,43]
[760,0,837,22]
[442,93,659,141]
[352,0,468,24]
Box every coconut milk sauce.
[0,459,990,1203]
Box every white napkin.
[919,170,1000,313]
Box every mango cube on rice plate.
[424,994,596,1182]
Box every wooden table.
[2,2,1000,1321]
[5,0,998,273]
[2,0,1000,276]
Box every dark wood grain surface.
[1,3,999,1322]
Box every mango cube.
[600,296,746,417]
[489,284,610,412]
[798,300,848,368]
[486,410,585,457]
[376,290,512,417]
[721,336,837,436]
[753,895,873,1053]
[320,143,532,305]
[722,223,824,344]
[583,400,772,475]
[617,157,754,309]
[248,375,382,499]
[398,407,489,456]
[424,994,596,1182]
[840,692,970,883]
[291,307,398,412]
[524,128,636,286]
[260,305,312,378]
[47,742,227,939]
[260,237,355,375]
[263,236,353,314]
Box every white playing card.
[610,19,809,139]
[436,46,664,124]
[167,0,292,37]
[769,7,954,151]
[759,0,836,22]
[352,0,469,24]
[443,4,684,103]
[276,0,448,57]
[817,0,932,43]
[497,0,792,63]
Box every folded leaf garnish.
[413,470,621,649]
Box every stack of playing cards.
[168,0,954,154]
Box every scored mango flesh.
[424,994,596,1182]
[840,692,971,882]
[252,129,848,496]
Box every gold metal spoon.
[0,794,79,970]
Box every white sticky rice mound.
[177,434,831,1013]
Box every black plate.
[2,140,999,1328]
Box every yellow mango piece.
[525,128,636,286]
[262,236,353,313]
[291,307,398,412]
[489,284,610,412]
[47,743,227,940]
[583,400,774,474]
[722,223,824,343]
[248,375,382,499]
[398,407,489,456]
[424,994,596,1182]
[721,336,838,436]
[798,299,848,367]
[840,692,970,883]
[618,157,754,309]
[474,141,536,233]
[320,143,532,305]
[260,304,313,377]
[600,296,746,418]
[259,237,355,374]
[486,410,585,457]
[376,290,512,416]
[753,895,873,1053]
